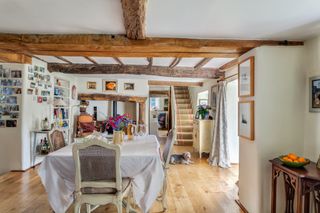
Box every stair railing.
[171,86,178,144]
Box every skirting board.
[235,199,249,213]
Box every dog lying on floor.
[170,152,193,165]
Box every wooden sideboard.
[193,119,214,158]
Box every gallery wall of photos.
[27,65,52,104]
[0,65,22,128]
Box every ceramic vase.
[113,130,124,144]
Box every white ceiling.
[37,55,235,68]
[0,0,319,40]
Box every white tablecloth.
[38,135,164,213]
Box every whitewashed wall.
[238,46,305,212]
[303,36,320,162]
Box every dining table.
[38,135,164,213]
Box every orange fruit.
[286,158,293,162]
[294,160,299,163]
[288,153,298,160]
[283,157,290,161]
[298,157,305,163]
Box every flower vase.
[113,130,124,144]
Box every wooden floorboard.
[0,145,242,213]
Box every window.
[197,90,209,105]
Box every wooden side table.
[270,158,320,213]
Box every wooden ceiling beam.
[79,93,147,103]
[194,58,212,70]
[121,0,147,39]
[0,52,32,64]
[55,56,72,64]
[47,63,220,79]
[84,56,98,65]
[113,57,124,65]
[148,80,203,87]
[219,58,239,71]
[169,58,181,68]
[0,34,303,58]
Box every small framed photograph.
[103,80,117,92]
[27,89,33,95]
[6,120,17,127]
[199,99,208,105]
[28,66,33,73]
[12,80,22,87]
[11,70,22,78]
[3,69,10,78]
[3,87,14,95]
[238,101,254,140]
[30,82,36,88]
[310,76,320,112]
[87,81,97,90]
[42,97,48,102]
[7,96,17,104]
[10,113,19,119]
[124,83,135,90]
[28,74,34,81]
[0,120,5,128]
[238,56,254,97]
[34,65,39,72]
[14,88,22,94]
[39,67,45,73]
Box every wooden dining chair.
[72,139,133,213]
[49,128,66,152]
[160,129,175,211]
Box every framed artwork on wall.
[238,56,254,97]
[210,85,218,115]
[103,80,117,92]
[309,76,320,112]
[124,83,134,90]
[238,100,254,140]
[87,81,96,90]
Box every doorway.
[226,79,239,164]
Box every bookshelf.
[53,77,70,143]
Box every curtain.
[208,81,231,168]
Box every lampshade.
[54,99,67,106]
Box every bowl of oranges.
[279,153,310,168]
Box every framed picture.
[11,70,22,78]
[310,76,320,112]
[238,100,254,140]
[124,83,135,90]
[103,80,117,92]
[199,99,208,105]
[238,56,254,97]
[210,85,218,110]
[6,120,17,127]
[87,81,97,90]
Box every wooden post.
[138,102,145,125]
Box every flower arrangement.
[196,104,211,119]
[105,114,132,131]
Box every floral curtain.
[208,81,231,168]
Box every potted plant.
[105,114,132,144]
[196,105,211,120]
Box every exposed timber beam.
[79,93,147,103]
[169,58,181,68]
[113,57,124,65]
[84,56,98,65]
[148,80,203,87]
[0,52,31,64]
[194,58,212,70]
[121,0,147,39]
[47,63,220,79]
[219,58,239,71]
[0,34,303,58]
[55,56,72,64]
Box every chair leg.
[74,202,81,213]
[162,177,168,211]
[116,200,123,213]
[86,204,91,213]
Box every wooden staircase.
[174,86,194,146]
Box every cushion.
[81,178,131,194]
[79,114,93,123]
